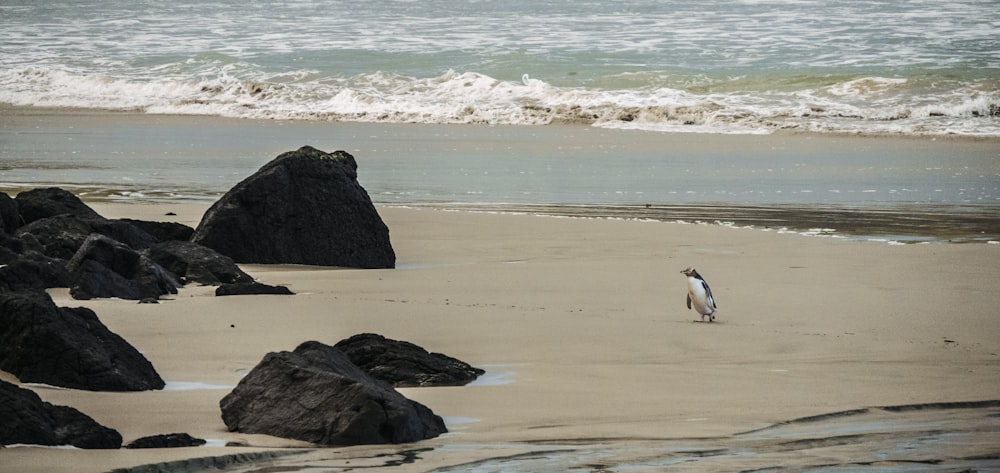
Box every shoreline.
[6,104,1000,142]
[394,201,1000,244]
[4,104,999,244]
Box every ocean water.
[1,0,998,136]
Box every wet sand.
[2,202,998,472]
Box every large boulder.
[145,240,252,286]
[14,187,101,226]
[0,380,122,449]
[0,290,165,391]
[66,234,179,300]
[335,333,484,387]
[219,341,446,446]
[191,146,395,268]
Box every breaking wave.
[2,66,997,136]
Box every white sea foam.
[1,0,997,136]
[2,66,996,136]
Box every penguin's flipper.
[686,293,692,310]
[702,281,717,309]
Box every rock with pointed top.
[0,290,165,391]
[192,146,395,268]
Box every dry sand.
[2,202,999,472]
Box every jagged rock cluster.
[0,147,460,451]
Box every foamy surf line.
[2,69,997,136]
[398,202,1000,244]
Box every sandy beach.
[2,200,998,472]
[5,0,1000,468]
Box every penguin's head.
[680,267,698,277]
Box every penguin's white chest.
[687,277,716,315]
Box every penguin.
[681,267,717,322]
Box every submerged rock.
[335,333,484,387]
[192,146,395,268]
[219,341,445,446]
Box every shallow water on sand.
[2,111,998,241]
[166,401,1000,473]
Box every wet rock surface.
[335,333,484,387]
[220,340,445,446]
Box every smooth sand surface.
[2,203,999,472]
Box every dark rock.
[0,380,122,449]
[0,289,165,391]
[0,251,69,292]
[335,333,484,387]
[219,341,446,446]
[45,403,123,449]
[14,187,102,226]
[215,282,294,296]
[66,234,179,300]
[125,433,206,449]
[15,214,159,260]
[192,146,395,269]
[146,240,252,286]
[119,218,194,243]
[0,232,34,260]
[0,192,18,233]
[0,240,18,264]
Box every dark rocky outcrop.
[145,240,252,286]
[191,146,395,269]
[15,214,158,260]
[0,380,122,449]
[219,341,445,446]
[14,187,101,226]
[335,333,484,387]
[0,251,69,292]
[120,218,194,243]
[215,282,294,296]
[66,234,179,300]
[125,433,206,449]
[0,192,18,233]
[0,289,165,391]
